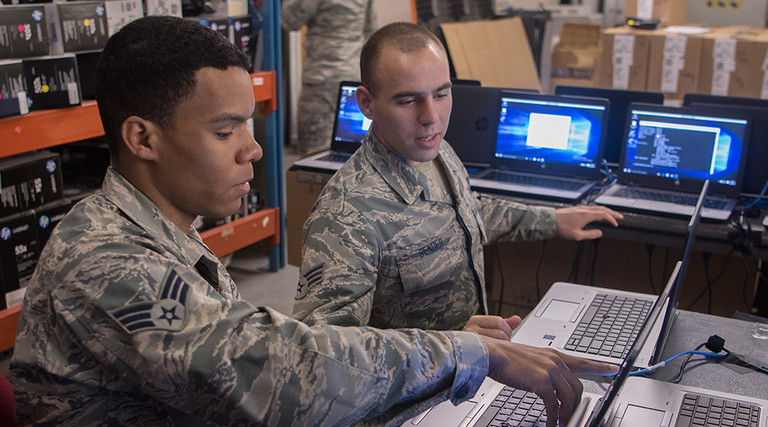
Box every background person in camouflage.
[294,22,623,335]
[9,16,616,427]
[282,0,377,155]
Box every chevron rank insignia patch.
[296,263,324,300]
[109,269,190,333]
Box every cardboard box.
[646,28,703,101]
[105,0,144,37]
[625,0,687,26]
[600,26,651,91]
[730,29,768,99]
[0,210,40,310]
[441,17,542,92]
[22,54,81,111]
[0,5,49,60]
[227,0,247,18]
[550,22,602,93]
[196,16,229,39]
[34,198,72,249]
[0,151,64,217]
[696,26,750,97]
[285,166,331,267]
[0,60,28,118]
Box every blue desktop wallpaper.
[333,87,369,143]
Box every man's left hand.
[555,206,623,241]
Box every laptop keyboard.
[676,393,761,427]
[490,171,585,191]
[613,187,728,209]
[476,387,547,427]
[316,152,351,163]
[565,294,652,359]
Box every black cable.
[569,241,584,282]
[685,249,735,311]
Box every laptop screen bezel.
[616,103,753,197]
[329,80,367,154]
[489,91,610,179]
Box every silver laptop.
[595,103,752,221]
[510,180,709,370]
[470,91,609,201]
[403,256,684,427]
[293,81,369,171]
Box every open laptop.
[510,180,708,371]
[683,93,768,199]
[470,91,609,201]
[554,86,664,166]
[403,255,685,427]
[293,81,369,171]
[595,103,752,221]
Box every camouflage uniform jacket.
[281,0,377,85]
[10,167,489,426]
[295,133,557,331]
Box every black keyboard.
[490,171,585,191]
[316,152,351,163]
[475,387,547,427]
[675,393,761,427]
[564,294,652,359]
[613,187,728,209]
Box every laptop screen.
[492,92,608,178]
[330,82,370,153]
[619,104,750,196]
[554,86,664,166]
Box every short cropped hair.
[96,16,250,154]
[359,22,444,97]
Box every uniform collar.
[101,167,215,268]
[364,131,454,205]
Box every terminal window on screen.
[526,113,571,150]
[635,120,720,174]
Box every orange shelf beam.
[1,101,105,158]
[0,305,20,353]
[200,207,280,258]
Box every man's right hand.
[482,337,617,427]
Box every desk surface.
[582,309,768,400]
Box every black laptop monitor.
[444,85,502,167]
[683,93,768,197]
[555,85,664,166]
[491,91,609,179]
[330,81,368,154]
[618,103,752,198]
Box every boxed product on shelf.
[0,60,29,118]
[22,53,82,111]
[0,4,50,59]
[229,15,252,56]
[46,1,108,54]
[600,25,651,91]
[105,0,144,36]
[0,209,40,310]
[0,151,64,218]
[195,16,229,39]
[75,50,100,100]
[34,197,72,249]
[145,0,182,18]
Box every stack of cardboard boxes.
[551,0,768,102]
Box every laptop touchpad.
[618,405,665,427]
[538,299,580,321]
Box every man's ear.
[356,85,375,119]
[120,116,160,161]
